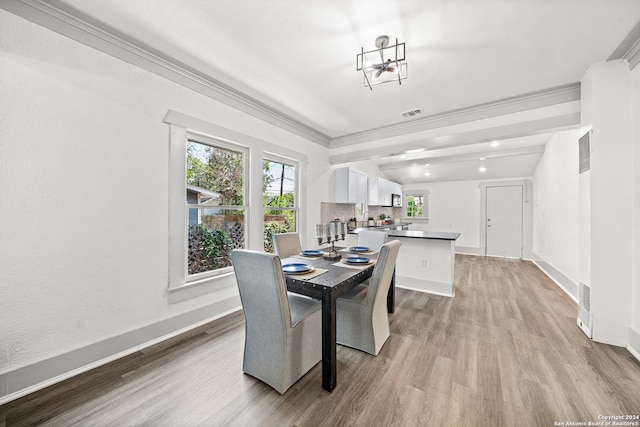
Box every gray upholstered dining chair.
[231,249,322,394]
[336,240,401,355]
[272,232,303,258]
[357,230,388,250]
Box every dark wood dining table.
[281,248,394,392]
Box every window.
[406,195,424,217]
[263,157,298,252]
[404,190,430,221]
[185,137,247,279]
[164,110,309,295]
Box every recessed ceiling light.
[479,167,487,172]
[405,148,425,154]
[399,155,406,159]
[479,157,486,160]
[424,172,431,176]
[490,141,500,147]
[424,163,430,166]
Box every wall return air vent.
[577,281,593,338]
[401,108,423,118]
[579,130,591,174]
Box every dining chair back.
[272,232,303,258]
[357,230,388,250]
[336,239,401,355]
[231,249,322,394]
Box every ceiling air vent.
[578,130,592,174]
[401,108,423,118]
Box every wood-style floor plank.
[2,255,640,426]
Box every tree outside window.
[186,140,246,275]
[263,159,297,252]
[406,195,424,217]
[404,190,429,221]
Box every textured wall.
[402,180,480,249]
[632,63,640,337]
[532,129,580,283]
[0,9,329,380]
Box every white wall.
[0,10,330,400]
[631,62,640,350]
[403,181,480,250]
[581,60,634,346]
[532,129,580,286]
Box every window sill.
[167,271,236,304]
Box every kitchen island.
[348,228,460,297]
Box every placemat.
[339,248,378,256]
[332,260,377,270]
[291,254,323,261]
[285,268,328,280]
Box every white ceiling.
[13,0,640,183]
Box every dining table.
[281,247,394,392]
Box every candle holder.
[315,221,347,260]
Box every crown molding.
[1,0,590,149]
[0,0,330,147]
[329,83,581,148]
[608,19,640,70]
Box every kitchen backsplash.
[320,202,402,224]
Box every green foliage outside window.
[188,224,234,274]
[186,140,244,274]
[406,195,424,218]
[263,222,295,253]
[187,142,244,205]
[263,160,296,252]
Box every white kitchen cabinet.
[368,177,381,205]
[379,178,392,206]
[356,170,367,203]
[391,181,403,206]
[335,167,367,204]
[368,177,401,206]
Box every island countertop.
[387,230,461,240]
[350,228,460,241]
[345,227,460,296]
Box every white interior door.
[486,185,523,258]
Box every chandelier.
[356,35,407,90]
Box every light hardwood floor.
[2,255,640,426]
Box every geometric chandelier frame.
[356,35,407,90]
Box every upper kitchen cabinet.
[391,181,403,206]
[368,177,402,206]
[335,167,367,204]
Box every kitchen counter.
[349,223,411,233]
[347,226,460,298]
[350,227,460,241]
[386,230,460,240]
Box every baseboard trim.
[628,326,640,363]
[395,275,454,298]
[0,295,242,405]
[455,246,481,255]
[531,255,579,303]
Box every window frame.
[167,123,251,291]
[262,153,299,230]
[185,135,249,282]
[164,110,309,298]
[403,189,430,221]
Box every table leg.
[387,268,396,314]
[321,290,337,392]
